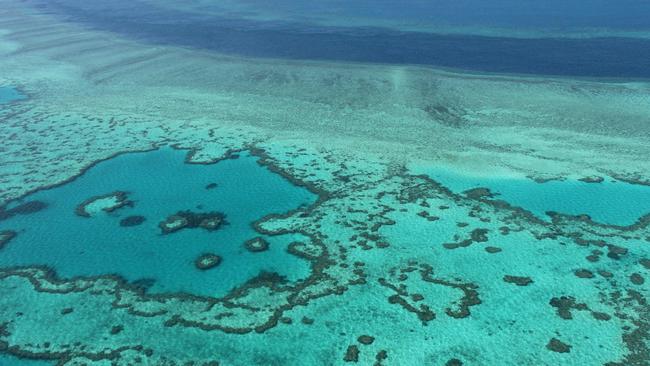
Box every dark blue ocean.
[30,0,650,78]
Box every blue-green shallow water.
[0,87,24,104]
[422,168,650,226]
[0,354,52,366]
[0,148,316,296]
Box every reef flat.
[0,1,649,365]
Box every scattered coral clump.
[159,211,226,234]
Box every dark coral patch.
[463,187,495,200]
[245,271,288,288]
[375,350,388,365]
[110,325,124,335]
[195,253,222,270]
[550,296,587,320]
[549,296,610,322]
[592,312,611,321]
[119,215,146,227]
[0,200,47,220]
[606,245,628,260]
[503,275,533,286]
[420,264,481,319]
[630,273,645,285]
[379,262,480,324]
[7,201,47,215]
[546,338,571,353]
[597,270,613,278]
[244,237,270,253]
[417,210,439,222]
[388,294,435,323]
[357,335,375,345]
[343,345,360,363]
[586,250,601,262]
[132,278,156,291]
[159,210,226,234]
[411,293,424,301]
[471,228,489,242]
[287,241,323,260]
[0,322,9,337]
[0,230,17,249]
[640,259,650,269]
[574,269,594,279]
[443,228,489,249]
[578,176,604,183]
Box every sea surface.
[27,0,650,78]
[0,1,649,365]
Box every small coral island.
[75,191,133,217]
[244,237,270,252]
[194,253,222,270]
[158,210,226,234]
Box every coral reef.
[158,211,226,234]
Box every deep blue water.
[201,0,650,31]
[0,148,316,296]
[422,168,650,226]
[29,0,650,78]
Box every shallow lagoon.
[0,148,316,296]
[0,354,52,366]
[417,166,650,226]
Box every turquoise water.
[419,167,650,225]
[0,148,316,296]
[1,1,650,364]
[0,86,24,104]
[0,354,52,366]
